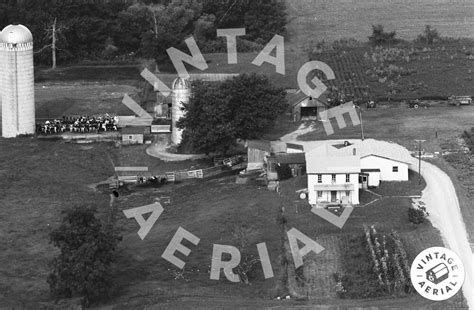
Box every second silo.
[171,77,190,145]
[0,24,35,138]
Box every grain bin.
[171,77,190,145]
[0,24,35,138]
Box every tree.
[408,207,426,224]
[201,0,287,43]
[368,24,397,46]
[139,0,203,66]
[35,18,68,69]
[243,0,287,44]
[47,206,122,307]
[178,73,287,156]
[416,25,440,44]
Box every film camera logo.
[410,247,465,301]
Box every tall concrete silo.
[171,77,190,145]
[0,24,35,138]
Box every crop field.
[285,0,474,52]
[310,41,474,100]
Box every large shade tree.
[178,73,287,155]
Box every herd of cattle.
[36,114,118,135]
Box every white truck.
[448,95,472,106]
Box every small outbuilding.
[246,140,272,171]
[287,90,330,122]
[271,152,307,179]
[121,126,149,145]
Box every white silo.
[171,77,191,145]
[0,24,35,138]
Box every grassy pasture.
[297,102,474,153]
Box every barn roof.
[286,142,304,151]
[286,90,330,108]
[117,116,153,127]
[329,139,412,164]
[122,126,147,134]
[246,140,272,152]
[274,152,306,164]
[153,73,239,90]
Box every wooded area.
[0,0,287,67]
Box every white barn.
[329,139,412,183]
[361,155,409,182]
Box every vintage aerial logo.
[410,246,465,301]
[119,27,361,282]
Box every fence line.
[166,165,226,182]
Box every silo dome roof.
[172,77,191,90]
[0,24,33,44]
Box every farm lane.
[421,162,474,309]
[146,140,206,162]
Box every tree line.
[0,0,287,67]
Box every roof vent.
[353,148,357,155]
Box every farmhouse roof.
[305,144,360,174]
[122,126,147,134]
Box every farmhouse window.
[129,135,133,139]
[345,191,350,197]
[393,166,398,172]
[317,174,322,183]
[331,174,336,183]
[345,174,350,183]
[317,191,322,198]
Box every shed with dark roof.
[287,90,330,122]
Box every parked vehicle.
[448,95,472,106]
[366,100,376,109]
[407,99,428,109]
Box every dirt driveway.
[421,162,474,309]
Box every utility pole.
[354,104,364,141]
[414,139,426,184]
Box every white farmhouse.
[305,144,360,207]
